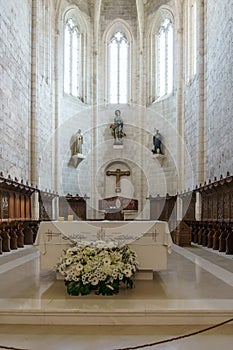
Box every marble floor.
[0,243,233,349]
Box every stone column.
[195,191,202,221]
[52,196,59,220]
[31,191,39,220]
[176,25,184,193]
[53,14,61,204]
[135,1,147,218]
[196,0,206,185]
[89,2,100,219]
[30,0,40,219]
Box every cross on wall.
[106,168,130,193]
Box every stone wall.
[31,0,57,193]
[98,0,138,105]
[0,0,232,220]
[0,0,32,180]
[56,0,92,198]
[183,0,233,188]
[184,79,199,188]
[56,0,180,218]
[205,0,233,180]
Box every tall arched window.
[185,0,197,82]
[38,0,51,84]
[64,18,82,98]
[156,18,173,98]
[108,31,129,104]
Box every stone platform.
[0,244,233,326]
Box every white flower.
[112,273,118,279]
[57,242,138,294]
[91,277,99,286]
[125,264,132,270]
[119,274,123,280]
[66,258,73,265]
[103,257,111,265]
[82,275,87,283]
[75,263,84,272]
[123,269,132,277]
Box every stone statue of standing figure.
[110,110,126,144]
[152,128,163,154]
[70,129,83,156]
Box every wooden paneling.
[0,175,35,221]
[200,176,233,222]
[8,194,15,218]
[104,209,124,221]
[14,194,20,218]
[59,195,87,221]
[20,196,25,218]
[148,194,177,221]
[0,191,9,219]
[184,175,233,254]
[25,196,31,218]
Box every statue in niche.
[152,128,163,154]
[110,110,126,144]
[70,129,83,156]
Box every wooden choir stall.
[147,174,233,254]
[0,174,40,254]
[185,174,233,255]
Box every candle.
[68,215,73,221]
[58,216,64,221]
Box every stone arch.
[146,5,175,105]
[103,18,134,44]
[62,6,88,33]
[100,160,134,199]
[102,19,134,105]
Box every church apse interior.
[0,0,233,349]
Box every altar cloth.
[34,220,172,272]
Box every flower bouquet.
[56,241,139,296]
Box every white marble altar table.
[34,220,172,279]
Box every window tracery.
[64,18,82,98]
[108,30,130,104]
[156,17,174,98]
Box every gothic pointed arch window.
[156,17,174,98]
[63,9,87,102]
[108,30,130,104]
[38,0,51,84]
[64,18,81,97]
[185,0,197,82]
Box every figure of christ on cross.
[106,168,130,193]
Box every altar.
[34,220,172,280]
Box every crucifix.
[106,168,130,193]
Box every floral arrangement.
[56,241,139,296]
